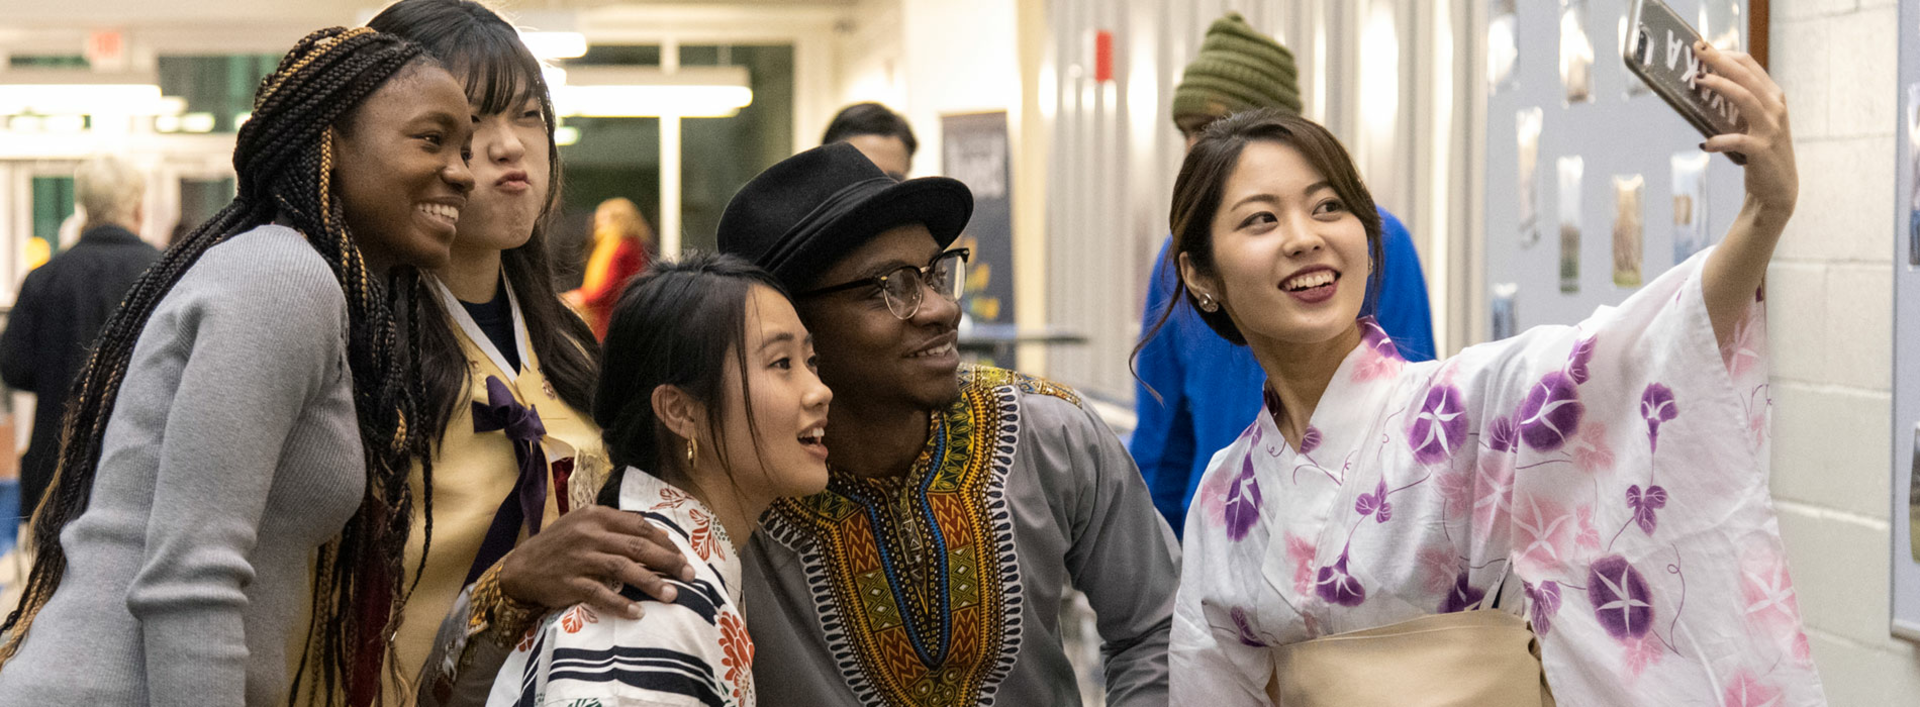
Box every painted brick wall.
[1766,0,1920,702]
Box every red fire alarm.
[1094,30,1114,83]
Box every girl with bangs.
[361,2,690,703]
[1165,44,1825,704]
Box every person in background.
[365,3,690,704]
[822,101,917,180]
[1130,12,1436,539]
[0,27,473,705]
[720,143,1177,707]
[567,197,653,340]
[0,155,160,524]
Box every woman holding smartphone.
[1166,43,1824,705]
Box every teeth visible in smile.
[909,343,956,359]
[419,203,460,222]
[1284,270,1336,291]
[799,428,826,444]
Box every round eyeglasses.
[798,248,970,320]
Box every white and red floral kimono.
[487,470,756,707]
[1171,249,1826,706]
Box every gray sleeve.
[122,247,345,707]
[1040,396,1181,707]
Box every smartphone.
[1623,0,1746,164]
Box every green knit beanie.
[1172,12,1303,127]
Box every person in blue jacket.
[1132,13,1435,537]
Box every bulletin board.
[1891,0,1920,644]
[1482,0,1749,336]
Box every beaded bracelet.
[469,561,543,646]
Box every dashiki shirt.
[487,470,755,707]
[1171,250,1827,706]
[743,366,1180,707]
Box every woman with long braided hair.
[0,27,474,706]
[352,2,690,702]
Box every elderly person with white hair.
[1,154,161,522]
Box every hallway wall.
[1764,0,1920,702]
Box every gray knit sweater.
[0,225,367,706]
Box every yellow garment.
[288,284,607,707]
[577,229,622,298]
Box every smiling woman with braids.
[0,27,474,706]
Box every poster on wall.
[1613,174,1645,288]
[1618,14,1651,97]
[941,111,1014,331]
[1491,282,1519,340]
[1558,155,1584,293]
[1672,151,1712,263]
[1560,0,1595,104]
[1909,83,1920,268]
[1490,0,1520,92]
[1518,107,1545,247]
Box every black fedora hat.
[717,142,973,290]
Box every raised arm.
[1695,41,1797,346]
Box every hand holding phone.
[1624,0,1748,163]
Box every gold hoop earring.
[1196,292,1220,313]
[686,437,699,467]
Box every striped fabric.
[487,471,754,707]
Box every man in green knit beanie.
[1132,11,1438,537]
[1171,12,1304,139]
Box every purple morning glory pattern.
[1641,384,1679,453]
[1409,385,1469,464]
[1517,372,1584,452]
[1314,552,1367,607]
[1172,278,1821,704]
[1588,555,1654,640]
[1526,580,1563,636]
[1222,450,1262,542]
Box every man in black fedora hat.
[720,142,1176,706]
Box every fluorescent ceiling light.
[554,125,580,146]
[520,31,587,60]
[551,66,752,118]
[0,84,168,115]
[553,85,751,118]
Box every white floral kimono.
[1171,249,1826,706]
[488,470,756,707]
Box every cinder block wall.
[1766,0,1920,702]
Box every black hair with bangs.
[592,253,789,506]
[367,0,601,463]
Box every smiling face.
[456,93,551,255]
[329,61,476,271]
[1181,140,1371,348]
[797,223,961,411]
[715,284,833,499]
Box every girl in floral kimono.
[1166,43,1825,705]
[479,254,833,707]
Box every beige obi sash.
[1267,610,1556,707]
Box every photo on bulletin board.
[1672,151,1711,264]
[1518,107,1544,247]
[1559,155,1583,294]
[1613,174,1645,288]
[1908,83,1920,268]
[1490,0,1519,92]
[1560,0,1595,104]
[1618,14,1650,97]
[1491,283,1519,341]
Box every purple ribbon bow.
[464,375,550,585]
